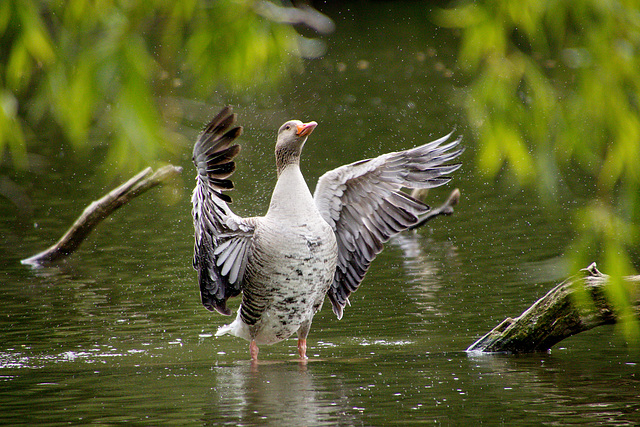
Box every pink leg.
[250,340,259,361]
[297,338,308,359]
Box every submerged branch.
[21,165,182,267]
[467,263,640,353]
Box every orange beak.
[296,121,317,137]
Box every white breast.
[219,164,338,345]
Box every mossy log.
[21,165,182,267]
[467,263,640,353]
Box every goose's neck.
[275,145,301,176]
[267,164,315,219]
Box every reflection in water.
[390,227,458,316]
[467,351,640,425]
[205,361,350,426]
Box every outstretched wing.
[192,106,256,316]
[313,132,463,319]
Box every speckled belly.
[240,219,337,346]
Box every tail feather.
[215,323,233,337]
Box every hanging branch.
[467,263,640,353]
[21,165,182,267]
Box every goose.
[192,106,463,361]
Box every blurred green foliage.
[0,0,300,173]
[439,0,640,343]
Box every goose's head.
[275,120,317,174]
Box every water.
[1,2,639,425]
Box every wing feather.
[192,106,256,315]
[314,132,463,319]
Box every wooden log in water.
[467,263,640,353]
[21,165,182,267]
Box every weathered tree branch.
[409,188,460,229]
[467,263,640,353]
[21,165,182,267]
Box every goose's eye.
[285,125,291,131]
